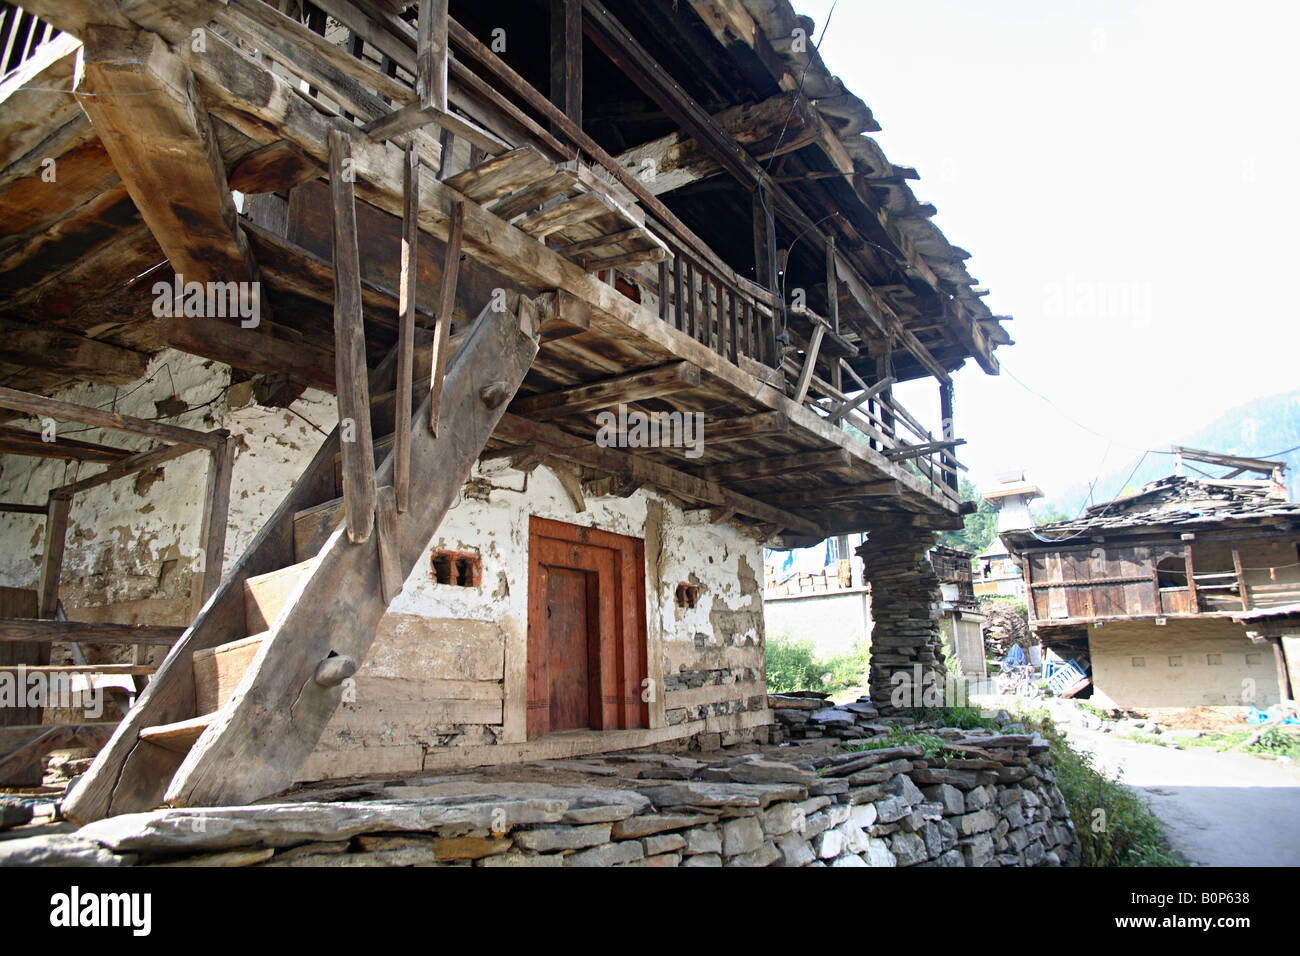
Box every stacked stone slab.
[0,723,1078,868]
[856,530,949,715]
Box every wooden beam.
[395,142,419,513]
[417,0,448,111]
[362,100,507,155]
[329,129,377,544]
[885,439,965,462]
[0,619,184,645]
[511,361,700,420]
[613,92,820,196]
[0,385,218,450]
[495,413,821,537]
[0,425,131,464]
[828,376,894,425]
[37,493,70,619]
[52,441,196,497]
[792,322,825,406]
[0,502,47,515]
[163,318,337,394]
[190,431,236,620]
[187,30,960,517]
[428,201,465,436]
[697,411,788,445]
[766,480,903,509]
[74,25,260,290]
[0,318,148,384]
[693,448,853,484]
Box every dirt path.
[1061,726,1300,866]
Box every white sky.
[791,0,1300,506]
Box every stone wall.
[857,529,949,714]
[1,704,1078,868]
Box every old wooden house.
[1002,454,1300,710]
[0,0,1009,820]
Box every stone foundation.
[1,707,1078,868]
[857,530,948,714]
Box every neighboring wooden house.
[930,545,985,678]
[0,0,1009,817]
[1003,459,1300,710]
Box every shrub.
[1021,709,1184,867]
[765,634,869,695]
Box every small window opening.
[431,550,481,587]
[675,583,698,608]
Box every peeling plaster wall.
[304,458,770,781]
[0,348,336,658]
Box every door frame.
[526,516,648,738]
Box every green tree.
[1032,503,1070,526]
[937,477,998,556]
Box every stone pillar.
[857,528,947,714]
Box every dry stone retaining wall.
[0,703,1078,867]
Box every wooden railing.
[0,2,59,79]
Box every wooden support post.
[190,431,236,620]
[550,0,582,132]
[38,493,70,620]
[876,336,895,442]
[1232,543,1250,611]
[328,129,377,544]
[792,322,825,406]
[428,201,466,436]
[395,141,419,513]
[939,380,957,491]
[825,234,839,336]
[1184,542,1198,611]
[417,0,449,111]
[436,127,455,179]
[657,259,669,323]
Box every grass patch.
[1181,728,1300,760]
[838,729,947,761]
[1019,708,1184,867]
[766,634,869,695]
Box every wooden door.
[527,518,649,738]
[544,566,597,731]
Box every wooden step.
[293,497,345,563]
[139,713,214,755]
[192,634,265,715]
[242,561,314,634]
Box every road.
[1061,726,1300,866]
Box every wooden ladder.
[63,293,540,822]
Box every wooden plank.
[828,376,894,425]
[792,322,825,406]
[0,502,48,515]
[191,431,237,620]
[511,361,700,419]
[51,441,196,498]
[375,485,403,603]
[329,129,377,545]
[693,448,853,483]
[395,142,419,513]
[37,493,70,620]
[0,663,155,675]
[363,100,507,156]
[0,425,131,464]
[0,619,183,646]
[428,201,465,436]
[0,385,218,450]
